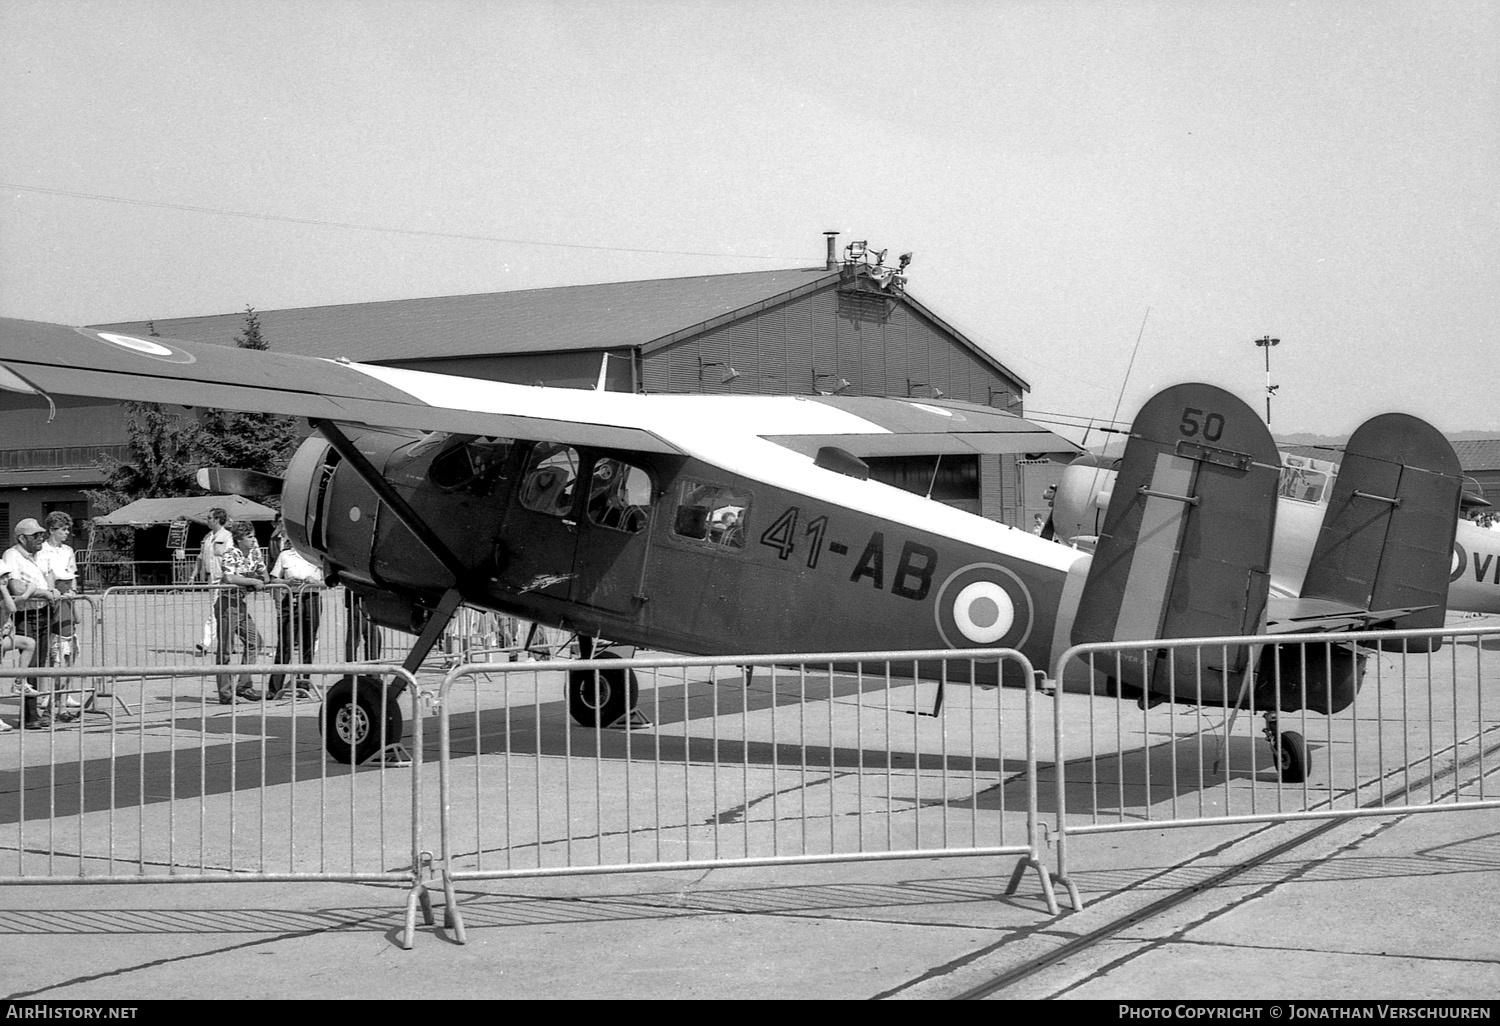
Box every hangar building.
[2,238,1070,539]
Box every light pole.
[1254,336,1280,424]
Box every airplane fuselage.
[283,427,1088,686]
[1450,518,1500,614]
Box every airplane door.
[570,456,654,617]
[495,442,584,602]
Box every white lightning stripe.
[340,361,1085,572]
[344,362,887,437]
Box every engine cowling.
[281,428,508,634]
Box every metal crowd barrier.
[0,662,435,948]
[433,648,1056,944]
[94,584,556,674]
[96,583,415,670]
[1047,623,1500,909]
[3,594,118,717]
[8,623,1498,948]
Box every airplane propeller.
[196,466,284,499]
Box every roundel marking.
[951,581,1014,643]
[92,331,197,364]
[934,562,1034,651]
[1452,542,1467,583]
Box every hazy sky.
[2,0,1495,440]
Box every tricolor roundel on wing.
[89,331,197,364]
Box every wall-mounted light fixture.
[813,373,851,396]
[698,358,740,384]
[988,385,1024,409]
[907,379,944,399]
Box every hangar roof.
[1448,439,1500,473]
[1283,439,1500,474]
[90,266,1028,390]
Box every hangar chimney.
[824,230,840,270]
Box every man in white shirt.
[2,518,71,723]
[37,511,79,668]
[267,519,325,698]
[197,507,232,582]
[195,508,232,655]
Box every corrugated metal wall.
[644,279,1027,524]
[644,282,1022,403]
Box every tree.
[87,322,200,512]
[85,323,203,558]
[189,307,299,481]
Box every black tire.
[322,674,403,764]
[567,653,638,728]
[1274,730,1309,784]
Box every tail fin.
[1301,413,1462,649]
[1070,383,1280,698]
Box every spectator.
[215,521,266,705]
[0,565,39,731]
[37,511,80,677]
[267,519,324,699]
[343,590,382,663]
[194,508,232,655]
[3,518,71,724]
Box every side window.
[519,443,581,517]
[585,458,652,534]
[672,479,751,550]
[429,436,513,493]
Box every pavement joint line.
[905,743,1500,999]
[1037,813,1406,1000]
[1138,935,1500,966]
[876,820,1291,999]
[3,904,408,1000]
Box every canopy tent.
[91,494,277,528]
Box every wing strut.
[312,420,473,679]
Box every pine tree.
[188,307,299,480]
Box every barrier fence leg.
[442,869,468,944]
[1004,853,1062,916]
[402,873,437,951]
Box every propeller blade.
[196,467,284,498]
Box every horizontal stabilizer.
[1072,383,1280,700]
[1300,413,1462,650]
[1265,595,1435,634]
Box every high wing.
[764,395,1078,459]
[0,317,1079,460]
[0,317,683,454]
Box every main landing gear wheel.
[1264,714,1309,784]
[567,652,640,728]
[323,675,404,764]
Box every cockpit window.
[585,458,652,533]
[1279,456,1332,504]
[429,436,512,493]
[519,443,581,517]
[672,479,751,549]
